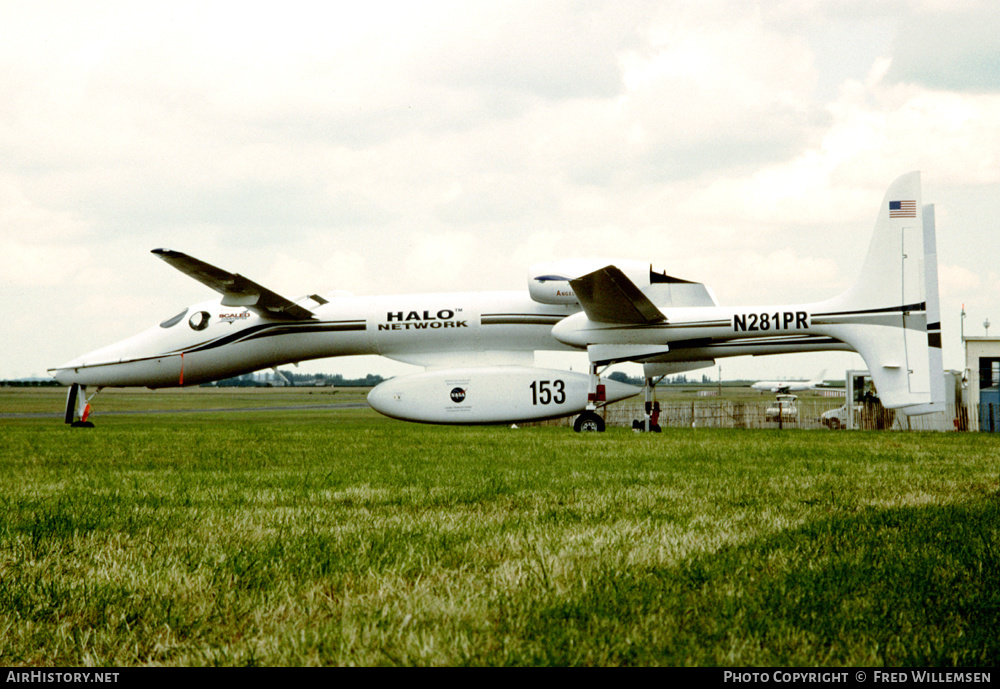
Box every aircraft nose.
[49,355,87,385]
[50,366,74,385]
[47,336,140,386]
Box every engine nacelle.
[528,259,653,305]
[367,366,639,425]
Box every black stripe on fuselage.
[810,303,928,332]
[812,303,926,318]
[594,304,928,332]
[664,334,845,352]
[481,313,566,326]
[182,320,366,354]
[596,319,730,332]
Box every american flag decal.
[889,200,916,218]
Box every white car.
[821,404,848,429]
[821,403,865,429]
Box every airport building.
[964,336,1000,432]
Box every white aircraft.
[550,171,944,428]
[51,172,943,431]
[751,370,829,394]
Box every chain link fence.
[535,398,964,431]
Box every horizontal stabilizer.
[152,249,315,321]
[570,265,667,325]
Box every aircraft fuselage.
[51,292,578,388]
[549,300,888,362]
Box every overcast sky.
[2,0,999,384]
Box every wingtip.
[152,248,183,259]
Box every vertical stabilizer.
[815,172,943,412]
[897,204,945,415]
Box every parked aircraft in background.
[51,172,943,431]
[751,370,829,394]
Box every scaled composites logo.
[219,312,252,324]
[378,309,468,331]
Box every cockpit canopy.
[159,307,213,331]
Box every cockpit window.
[160,309,188,329]
[189,311,211,331]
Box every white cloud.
[0,242,89,288]
[261,250,372,298]
[938,263,981,297]
[2,1,999,381]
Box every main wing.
[569,265,668,325]
[567,265,673,366]
[152,249,316,321]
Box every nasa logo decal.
[450,388,466,403]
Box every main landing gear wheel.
[573,411,605,432]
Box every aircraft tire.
[573,411,605,433]
[70,421,95,428]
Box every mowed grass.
[0,386,371,415]
[0,394,998,666]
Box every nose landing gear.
[64,383,100,427]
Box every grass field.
[1,388,997,666]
